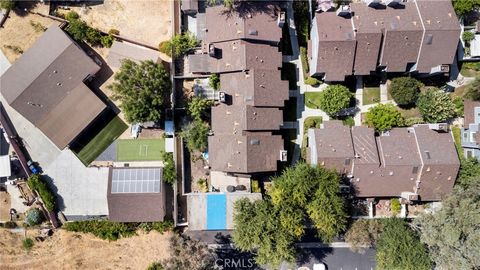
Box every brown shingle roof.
[351,126,379,165]
[204,4,281,44]
[415,0,461,73]
[188,40,282,73]
[220,70,289,107]
[208,132,283,173]
[211,104,283,134]
[314,12,355,81]
[0,26,105,149]
[107,167,166,222]
[314,121,354,158]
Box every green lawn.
[363,87,380,105]
[452,127,463,158]
[304,92,322,109]
[281,63,297,90]
[283,97,298,121]
[398,107,422,119]
[74,116,128,165]
[460,62,480,77]
[117,138,165,161]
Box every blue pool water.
[206,193,227,230]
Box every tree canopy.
[181,120,210,152]
[465,76,480,101]
[453,0,480,17]
[417,88,456,123]
[376,218,432,270]
[160,32,198,57]
[161,234,216,270]
[109,60,171,123]
[232,163,347,268]
[365,103,404,132]
[457,157,480,188]
[187,96,214,121]
[0,0,15,10]
[345,219,383,254]
[318,85,352,116]
[414,181,480,269]
[389,77,423,106]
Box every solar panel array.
[111,168,162,194]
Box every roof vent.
[250,139,260,145]
[336,5,351,18]
[425,34,433,45]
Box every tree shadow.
[12,1,38,17]
[221,1,279,19]
[296,247,333,267]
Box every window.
[344,159,351,165]
[425,151,431,160]
[466,150,474,159]
[412,166,419,174]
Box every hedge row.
[27,174,56,211]
[64,220,173,241]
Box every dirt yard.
[66,0,172,47]
[0,12,59,63]
[0,229,172,270]
[0,191,11,221]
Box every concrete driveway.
[292,247,376,270]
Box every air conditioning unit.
[280,150,288,162]
[219,91,226,103]
[336,5,351,17]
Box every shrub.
[25,208,43,227]
[318,85,352,116]
[163,32,198,57]
[209,74,220,90]
[187,96,214,121]
[300,47,309,77]
[0,0,15,10]
[390,198,401,215]
[66,19,88,41]
[65,11,80,21]
[463,31,475,43]
[345,219,383,254]
[108,28,120,35]
[342,116,355,127]
[161,152,176,184]
[3,45,23,54]
[64,220,138,241]
[27,174,56,211]
[100,34,114,48]
[417,88,456,123]
[22,238,34,251]
[303,116,323,133]
[138,221,174,233]
[159,41,171,56]
[389,77,423,106]
[85,27,102,45]
[305,76,321,86]
[30,20,47,33]
[251,180,261,193]
[181,120,210,152]
[196,179,208,192]
[365,103,404,132]
[147,262,164,270]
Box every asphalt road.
[292,247,376,270]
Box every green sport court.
[116,138,165,161]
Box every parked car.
[27,160,39,174]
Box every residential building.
[309,0,461,81]
[462,100,480,159]
[308,121,460,201]
[0,26,106,149]
[107,167,166,222]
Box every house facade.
[309,0,461,81]
[462,101,480,159]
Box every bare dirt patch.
[65,0,172,47]
[0,229,172,270]
[0,191,11,221]
[0,13,58,63]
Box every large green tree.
[109,60,171,123]
[318,85,352,116]
[417,88,456,123]
[457,157,480,188]
[465,76,480,101]
[413,181,480,269]
[376,218,432,270]
[232,199,296,268]
[181,120,210,152]
[232,163,347,268]
[389,77,423,106]
[365,103,404,132]
[453,0,480,17]
[160,32,198,57]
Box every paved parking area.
[293,247,376,270]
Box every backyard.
[117,138,165,161]
[362,87,380,105]
[281,62,298,90]
[56,0,172,47]
[304,92,322,109]
[72,116,128,165]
